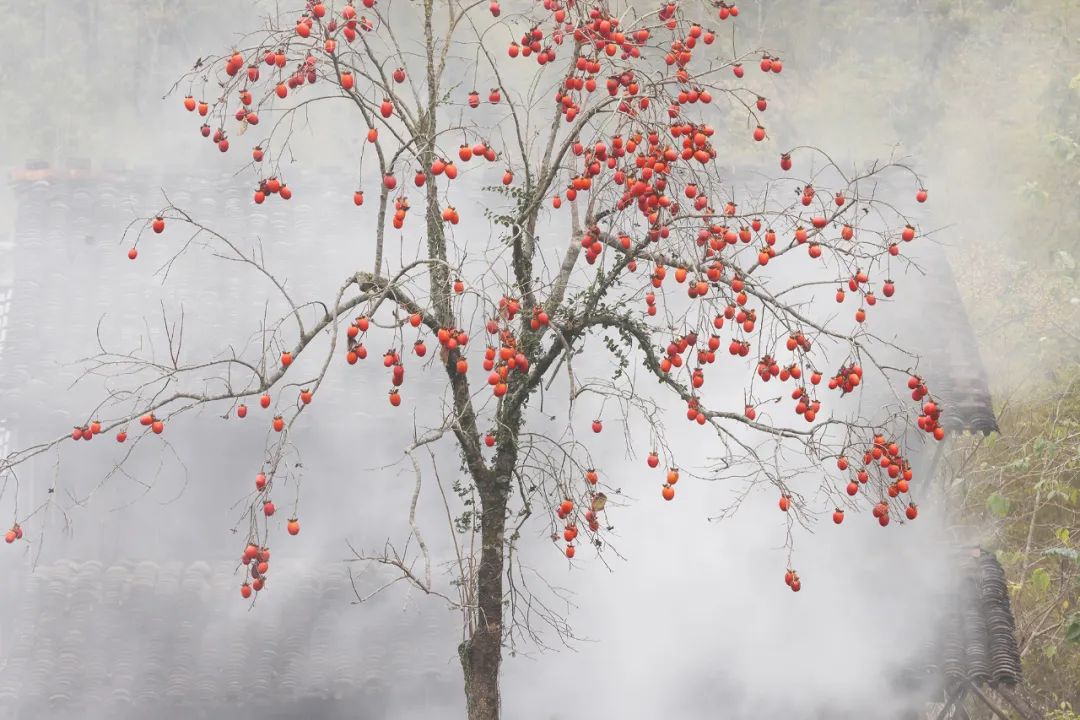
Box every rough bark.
[458,393,521,720]
[459,489,508,720]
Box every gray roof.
[1,166,1010,718]
[938,548,1021,686]
[901,547,1022,701]
[0,559,461,719]
[899,249,998,436]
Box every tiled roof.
[0,167,361,421]
[2,166,1009,717]
[0,559,461,718]
[3,166,998,436]
[941,548,1022,685]
[2,550,1023,717]
[903,547,1022,698]
[903,250,999,436]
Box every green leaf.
[1057,527,1071,545]
[1031,567,1052,596]
[1066,615,1080,644]
[1044,643,1058,659]
[987,491,1010,518]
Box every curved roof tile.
[1,558,461,716]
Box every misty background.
[1,0,1078,718]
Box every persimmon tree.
[1,0,946,718]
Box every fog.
[0,1,1067,718]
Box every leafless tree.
[1,1,946,717]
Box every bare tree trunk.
[459,491,507,720]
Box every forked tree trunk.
[459,491,508,720]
